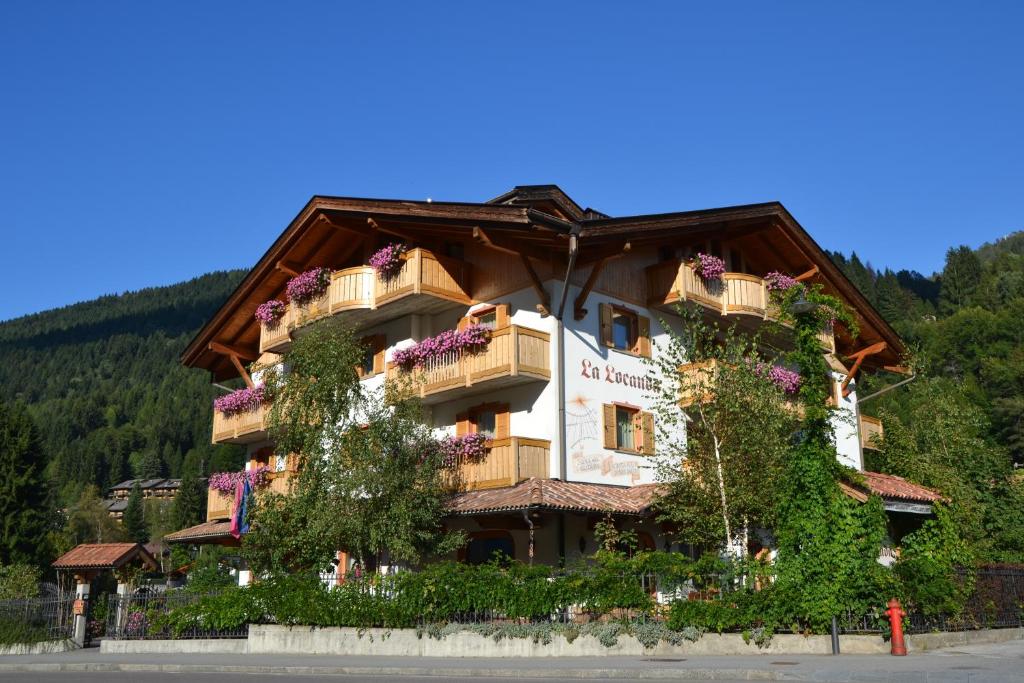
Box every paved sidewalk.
[0,639,1022,682]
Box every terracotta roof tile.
[52,543,157,570]
[164,521,236,544]
[860,471,943,503]
[447,478,662,516]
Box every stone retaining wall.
[96,625,1024,657]
[0,640,75,656]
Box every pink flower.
[255,300,287,325]
[286,268,331,304]
[393,324,491,371]
[765,271,798,292]
[746,360,802,395]
[439,433,488,468]
[213,385,266,416]
[695,253,726,281]
[208,465,271,493]
[369,244,408,281]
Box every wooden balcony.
[648,261,772,318]
[647,261,836,353]
[444,437,550,492]
[260,249,471,353]
[205,469,296,522]
[677,358,804,416]
[211,403,269,445]
[860,414,883,450]
[388,325,551,404]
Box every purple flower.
[765,271,798,292]
[393,324,492,371]
[125,611,147,635]
[369,244,409,281]
[208,465,271,494]
[746,360,802,395]
[213,385,266,416]
[286,268,331,304]
[439,433,488,468]
[255,299,287,325]
[695,253,726,281]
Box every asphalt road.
[1,639,1022,682]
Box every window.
[462,304,509,332]
[476,309,498,330]
[616,406,636,450]
[612,309,638,351]
[599,303,651,357]
[475,409,497,439]
[463,532,514,565]
[603,403,656,454]
[357,335,386,379]
[457,402,509,441]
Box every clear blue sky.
[1,2,1021,321]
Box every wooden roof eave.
[181,196,568,371]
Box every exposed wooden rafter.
[795,265,819,282]
[208,342,257,388]
[275,260,301,278]
[841,341,887,396]
[573,242,631,320]
[520,254,551,317]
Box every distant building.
[104,478,206,518]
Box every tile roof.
[164,521,236,544]
[859,471,943,503]
[52,543,158,570]
[447,478,662,516]
[104,499,128,512]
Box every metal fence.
[105,589,247,640]
[104,566,1024,640]
[0,593,76,643]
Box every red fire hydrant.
[885,598,907,656]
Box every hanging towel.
[230,478,244,539]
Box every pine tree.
[173,470,205,530]
[0,401,50,565]
[939,245,982,313]
[137,449,163,479]
[122,481,148,544]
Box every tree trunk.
[711,432,732,555]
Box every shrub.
[0,564,40,601]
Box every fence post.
[71,574,91,648]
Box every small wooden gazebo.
[51,543,158,646]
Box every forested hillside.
[831,231,1024,562]
[0,271,246,507]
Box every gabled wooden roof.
[52,543,158,571]
[182,185,907,377]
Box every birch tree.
[650,308,798,558]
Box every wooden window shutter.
[494,403,510,439]
[456,412,470,437]
[372,334,386,375]
[599,303,613,347]
[496,304,510,329]
[602,403,617,449]
[635,315,651,357]
[640,412,655,455]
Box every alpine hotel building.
[166,185,941,574]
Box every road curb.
[0,662,780,679]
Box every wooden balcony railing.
[205,469,297,522]
[444,437,550,491]
[260,249,472,353]
[860,414,883,450]
[211,403,270,445]
[677,358,804,416]
[647,261,778,318]
[647,261,836,353]
[388,325,551,404]
[206,487,235,522]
